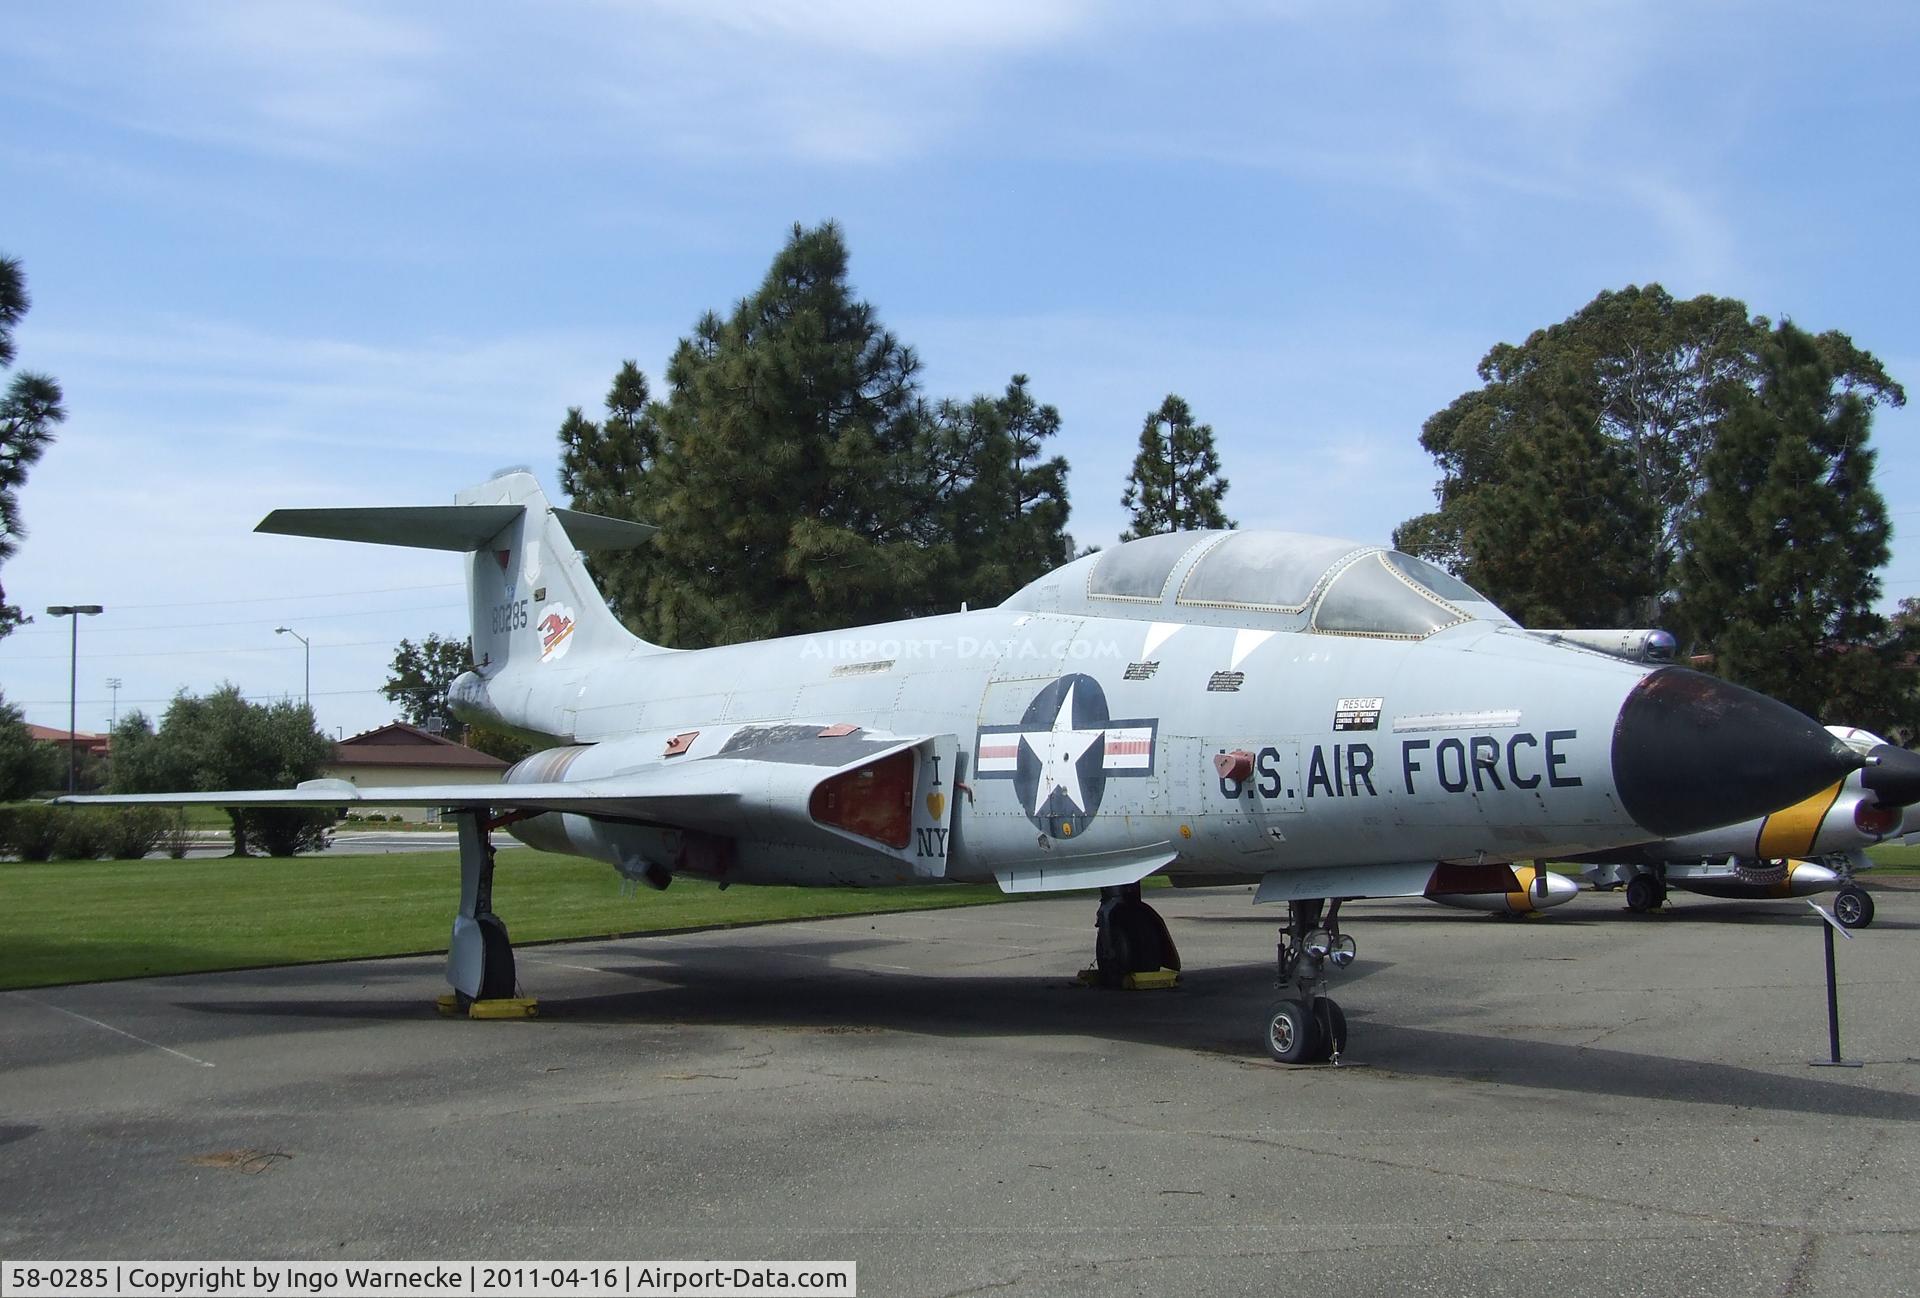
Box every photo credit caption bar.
[0,1262,857,1298]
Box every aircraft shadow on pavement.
[1361,1021,1920,1120]
[178,936,1368,1050]
[1183,905,1917,931]
[175,936,1920,1121]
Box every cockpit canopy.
[1000,529,1514,639]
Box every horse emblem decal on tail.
[537,604,575,662]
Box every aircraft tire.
[1140,901,1182,971]
[1624,875,1660,914]
[1102,900,1171,975]
[1264,998,1320,1064]
[1834,886,1876,930]
[1306,996,1347,1062]
[476,913,517,1000]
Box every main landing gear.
[1829,852,1876,929]
[1624,872,1668,914]
[1264,898,1353,1065]
[446,809,521,1004]
[1093,883,1181,984]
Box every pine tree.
[556,226,1083,641]
[558,360,662,634]
[926,374,1072,605]
[1119,394,1232,539]
[643,222,937,645]
[0,255,67,639]
[1676,321,1900,725]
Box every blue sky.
[2,1,1917,739]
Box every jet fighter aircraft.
[66,471,1868,1063]
[1568,726,1919,927]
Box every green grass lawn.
[0,848,1015,991]
[1866,843,1920,873]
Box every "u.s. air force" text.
[1219,731,1583,800]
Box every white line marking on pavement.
[20,995,217,1069]
[519,955,614,975]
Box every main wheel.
[1264,998,1321,1064]
[1306,996,1348,1062]
[476,913,517,1000]
[1099,900,1172,977]
[1834,886,1876,929]
[1625,875,1660,913]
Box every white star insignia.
[1020,682,1104,818]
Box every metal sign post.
[1807,900,1861,1068]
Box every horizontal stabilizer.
[257,505,523,552]
[552,508,657,551]
[256,504,656,554]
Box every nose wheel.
[1265,995,1348,1064]
[1267,899,1353,1064]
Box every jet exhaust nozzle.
[1611,668,1864,838]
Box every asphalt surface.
[2,882,1917,1297]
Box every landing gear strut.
[447,809,518,1002]
[1829,853,1876,929]
[1093,883,1181,984]
[1265,898,1353,1064]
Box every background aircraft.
[1567,726,1918,927]
[68,471,1867,1063]
[1426,726,1920,926]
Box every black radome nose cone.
[1863,743,1920,808]
[1612,668,1864,837]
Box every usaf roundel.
[975,674,1158,839]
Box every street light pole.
[47,604,104,795]
[275,626,310,710]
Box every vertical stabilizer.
[255,471,660,738]
[452,471,656,671]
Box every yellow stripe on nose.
[1506,865,1537,913]
[1756,781,1845,859]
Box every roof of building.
[328,721,510,770]
[27,724,110,750]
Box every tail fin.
[257,469,659,674]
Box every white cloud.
[1440,0,1661,127]
[640,0,1094,59]
[0,314,677,736]
[3,0,444,162]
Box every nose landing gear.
[1265,898,1353,1064]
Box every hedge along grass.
[0,847,1017,991]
